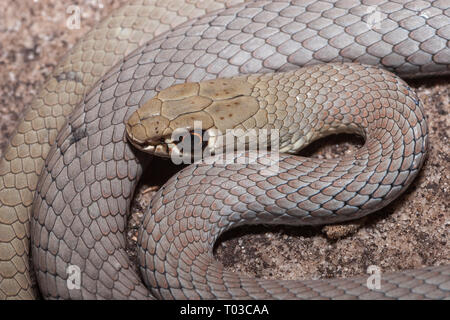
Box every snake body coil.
[133,64,436,299]
[0,0,449,299]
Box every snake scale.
[0,0,449,299]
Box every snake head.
[125,98,217,159]
[126,78,263,159]
[125,111,173,157]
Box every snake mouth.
[127,129,211,160]
[126,135,173,158]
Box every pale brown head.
[125,105,215,158]
[126,78,262,158]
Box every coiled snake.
[0,0,449,299]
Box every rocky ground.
[0,0,448,295]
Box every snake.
[0,0,448,299]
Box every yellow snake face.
[125,115,209,159]
[125,78,265,159]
